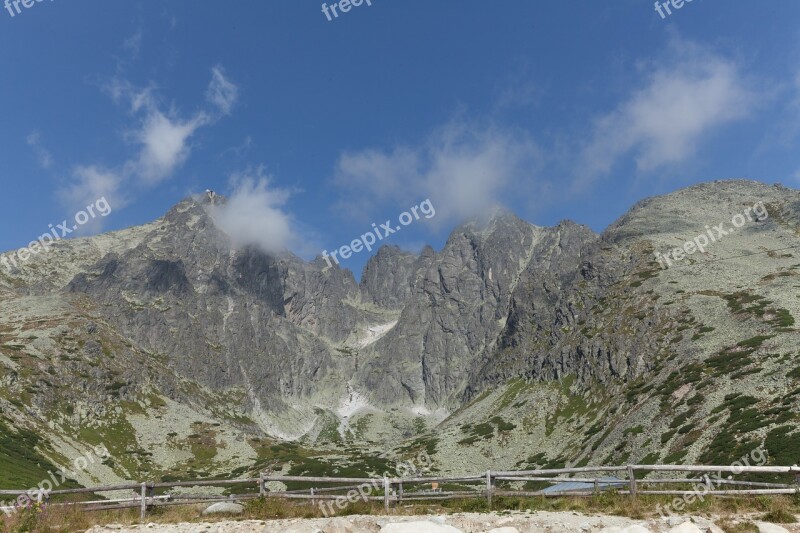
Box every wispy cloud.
[220,136,252,158]
[575,39,757,190]
[106,78,210,185]
[58,66,237,229]
[59,166,125,233]
[130,110,209,185]
[334,118,542,227]
[123,30,142,58]
[206,66,239,116]
[26,131,52,169]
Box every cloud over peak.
[57,65,239,230]
[334,119,542,227]
[209,166,297,256]
[577,40,757,187]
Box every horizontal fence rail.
[1,464,799,522]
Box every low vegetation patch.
[6,493,800,532]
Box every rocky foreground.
[84,511,799,532]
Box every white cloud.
[220,136,252,158]
[58,67,234,226]
[123,30,142,58]
[209,167,296,255]
[59,166,125,234]
[334,119,541,227]
[104,78,155,113]
[131,110,209,185]
[26,131,53,169]
[61,166,123,209]
[105,80,210,185]
[206,66,238,116]
[577,40,756,188]
[793,71,800,108]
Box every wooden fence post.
[398,480,403,503]
[486,470,492,507]
[383,476,390,511]
[627,465,637,498]
[259,473,265,496]
[140,482,147,522]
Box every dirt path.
[84,510,800,532]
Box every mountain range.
[0,179,798,488]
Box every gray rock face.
[64,197,354,422]
[355,213,544,407]
[360,245,429,310]
[2,178,798,456]
[282,255,374,344]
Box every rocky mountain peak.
[2,179,799,482]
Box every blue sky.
[1,0,799,278]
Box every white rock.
[201,502,244,515]
[381,522,464,533]
[486,528,520,533]
[320,517,355,533]
[668,523,704,533]
[753,522,792,533]
[599,527,652,533]
[690,516,725,533]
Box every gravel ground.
[83,510,800,532]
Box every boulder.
[201,501,244,515]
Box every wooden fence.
[2,464,799,522]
